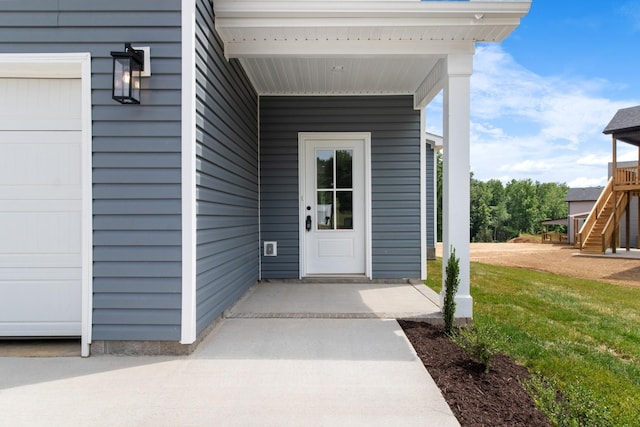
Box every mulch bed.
[399,320,551,427]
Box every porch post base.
[439,292,473,319]
[454,294,473,318]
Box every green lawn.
[426,258,640,426]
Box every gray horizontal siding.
[0,1,183,341]
[260,96,421,279]
[194,0,259,334]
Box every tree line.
[436,153,569,242]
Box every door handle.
[306,215,312,232]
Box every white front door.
[300,133,371,277]
[0,77,82,336]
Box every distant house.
[0,0,530,356]
[578,106,640,253]
[566,187,604,245]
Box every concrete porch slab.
[228,281,442,320]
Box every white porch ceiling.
[238,57,440,96]
[213,0,531,97]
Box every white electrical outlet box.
[264,241,277,257]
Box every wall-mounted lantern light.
[111,43,144,104]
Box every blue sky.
[426,0,640,187]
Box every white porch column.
[441,53,473,319]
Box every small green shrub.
[450,322,500,373]
[522,375,616,427]
[443,247,460,335]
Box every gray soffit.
[603,105,640,146]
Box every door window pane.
[317,191,333,230]
[336,191,353,230]
[316,150,334,189]
[336,150,352,189]
[314,148,354,231]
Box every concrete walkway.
[0,282,459,427]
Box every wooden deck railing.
[614,165,640,188]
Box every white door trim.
[0,52,93,357]
[298,132,372,279]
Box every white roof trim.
[214,0,531,96]
[215,1,531,20]
[215,1,531,43]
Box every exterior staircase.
[579,178,630,254]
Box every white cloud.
[576,153,610,166]
[472,122,505,138]
[426,45,640,184]
[471,45,629,149]
[568,176,609,188]
[500,160,553,173]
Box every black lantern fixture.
[111,43,144,104]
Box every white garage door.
[0,77,82,336]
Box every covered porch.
[213,0,531,320]
[541,218,568,244]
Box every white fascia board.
[216,16,524,28]
[214,1,531,45]
[214,1,531,19]
[225,40,474,58]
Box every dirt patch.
[508,236,541,244]
[437,242,640,288]
[400,321,551,427]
